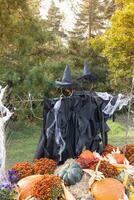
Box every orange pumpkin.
[17,175,44,200]
[91,178,125,200]
[113,153,125,164]
[79,150,94,161]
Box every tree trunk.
[88,0,92,38]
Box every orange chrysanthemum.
[102,144,117,156]
[122,144,134,160]
[33,158,57,175]
[32,174,63,200]
[90,160,119,178]
[12,162,33,180]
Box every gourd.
[76,150,95,168]
[112,153,125,164]
[79,150,94,161]
[56,162,83,186]
[91,178,125,200]
[17,175,44,200]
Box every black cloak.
[34,92,113,163]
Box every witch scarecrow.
[55,64,74,97]
[80,61,97,81]
[34,62,131,163]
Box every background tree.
[0,0,63,122]
[101,0,134,93]
[45,1,65,38]
[67,0,112,90]
[0,0,133,123]
[28,0,41,16]
[69,0,111,40]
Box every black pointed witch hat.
[79,61,97,81]
[55,65,73,87]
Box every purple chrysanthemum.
[8,169,19,184]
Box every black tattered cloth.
[34,92,130,163]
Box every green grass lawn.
[6,123,41,168]
[6,120,134,169]
[107,120,134,145]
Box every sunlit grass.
[108,120,134,146]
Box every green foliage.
[45,1,65,38]
[69,0,115,39]
[0,0,69,123]
[25,59,73,96]
[0,186,17,200]
[67,0,115,92]
[89,36,112,91]
[89,0,134,93]
[67,38,109,91]
[0,0,132,123]
[101,0,134,92]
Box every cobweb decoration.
[0,86,12,182]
